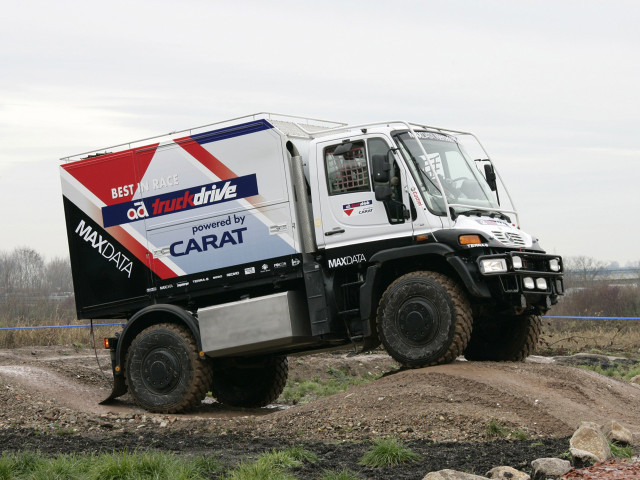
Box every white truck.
[60,113,563,413]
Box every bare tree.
[45,256,73,293]
[0,250,17,295]
[8,247,45,292]
[563,256,608,288]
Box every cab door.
[314,135,413,250]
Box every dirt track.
[1,346,639,478]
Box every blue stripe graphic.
[191,120,273,145]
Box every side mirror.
[375,185,392,201]
[484,164,497,191]
[332,142,353,156]
[372,154,390,183]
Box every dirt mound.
[260,360,640,441]
[1,346,639,444]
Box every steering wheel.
[449,176,468,187]
[438,176,460,197]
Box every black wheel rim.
[141,347,181,394]
[396,296,440,345]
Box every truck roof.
[60,112,476,163]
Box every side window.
[324,141,370,195]
[368,138,406,224]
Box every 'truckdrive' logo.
[102,174,258,227]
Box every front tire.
[464,314,541,361]
[210,356,288,408]
[377,272,472,368]
[125,323,211,413]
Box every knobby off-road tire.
[210,356,288,408]
[125,323,212,413]
[377,271,473,368]
[463,314,541,361]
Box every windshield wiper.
[457,209,511,222]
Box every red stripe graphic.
[108,225,177,280]
[175,137,237,180]
[62,144,159,205]
[175,136,266,206]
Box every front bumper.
[477,251,564,309]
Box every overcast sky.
[1,0,639,265]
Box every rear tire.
[210,356,288,408]
[377,272,472,368]
[125,323,211,413]
[464,314,541,361]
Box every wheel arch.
[115,304,203,375]
[360,244,467,330]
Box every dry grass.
[3,290,640,358]
[538,317,640,358]
[0,321,122,349]
[0,298,122,349]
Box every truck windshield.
[394,131,499,216]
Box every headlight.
[512,256,523,269]
[536,278,547,290]
[549,258,561,272]
[523,277,535,289]
[479,258,507,274]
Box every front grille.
[491,230,526,247]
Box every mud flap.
[99,375,128,404]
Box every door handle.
[325,228,345,236]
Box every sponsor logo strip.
[102,174,259,227]
[343,200,372,217]
[151,254,302,293]
[328,253,367,268]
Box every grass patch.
[538,315,640,358]
[223,460,297,480]
[485,419,529,440]
[578,363,640,382]
[609,441,634,458]
[486,419,510,438]
[279,366,382,405]
[510,428,530,440]
[0,450,222,480]
[281,445,319,464]
[320,468,360,480]
[359,438,420,468]
[223,446,317,480]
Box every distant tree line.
[0,247,75,323]
[551,256,640,317]
[1,248,639,322]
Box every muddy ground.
[1,346,639,478]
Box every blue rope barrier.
[0,323,125,331]
[543,316,640,320]
[1,317,639,332]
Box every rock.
[602,420,633,445]
[530,458,571,480]
[423,470,489,480]
[569,421,611,465]
[630,375,640,385]
[569,448,601,467]
[486,466,530,479]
